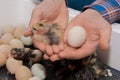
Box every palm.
[58,9,111,60]
[24,0,68,51]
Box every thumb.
[24,28,33,37]
[99,25,112,51]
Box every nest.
[41,53,109,80]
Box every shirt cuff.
[83,0,120,24]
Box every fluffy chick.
[10,48,43,65]
[32,22,64,45]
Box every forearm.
[83,0,120,24]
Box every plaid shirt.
[83,0,120,24]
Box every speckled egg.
[67,26,86,47]
[6,57,23,74]
[9,39,24,48]
[30,49,42,63]
[15,66,32,80]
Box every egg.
[9,39,24,48]
[13,25,25,39]
[20,35,33,46]
[0,52,7,67]
[0,44,12,56]
[29,49,43,63]
[31,63,46,80]
[0,33,14,44]
[6,57,23,74]
[67,26,86,47]
[29,76,42,80]
[15,66,32,80]
[2,25,15,34]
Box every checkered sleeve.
[83,0,120,24]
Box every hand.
[24,0,68,53]
[50,9,111,61]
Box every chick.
[10,48,43,65]
[32,22,64,45]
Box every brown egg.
[0,52,7,67]
[0,33,14,44]
[13,25,25,39]
[2,25,15,34]
[15,66,32,80]
[9,39,24,48]
[0,44,12,56]
[6,57,23,74]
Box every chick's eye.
[33,27,37,31]
[39,23,44,26]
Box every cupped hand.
[50,9,112,61]
[24,0,68,57]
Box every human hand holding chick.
[49,9,111,61]
[24,0,68,55]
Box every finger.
[59,39,99,60]
[99,25,111,51]
[63,14,82,43]
[50,54,61,62]
[43,54,50,60]
[24,7,43,36]
[46,45,53,56]
[58,41,64,51]
[24,29,33,37]
[52,45,60,53]
[32,38,46,51]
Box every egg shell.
[0,52,7,67]
[0,44,12,56]
[20,35,33,46]
[30,49,42,63]
[31,63,46,80]
[67,26,86,47]
[0,33,14,44]
[15,66,32,80]
[2,25,15,34]
[29,76,42,80]
[6,57,23,74]
[9,39,24,48]
[13,25,25,39]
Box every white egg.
[67,26,86,47]
[31,63,46,80]
[20,35,33,46]
[29,76,41,80]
